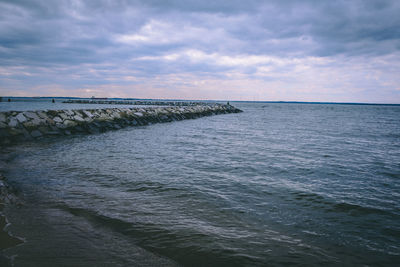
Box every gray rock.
[23,118,43,128]
[0,113,6,123]
[65,110,74,116]
[23,111,40,120]
[53,116,63,123]
[112,112,121,119]
[16,113,27,123]
[73,115,85,122]
[59,113,70,120]
[98,114,111,121]
[37,111,48,119]
[82,110,93,118]
[134,112,143,117]
[8,118,18,127]
[63,120,77,127]
[0,121,7,129]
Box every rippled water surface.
[1,102,400,266]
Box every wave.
[289,191,394,217]
[56,204,261,266]
[330,202,390,216]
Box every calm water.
[1,102,400,266]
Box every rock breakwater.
[0,104,242,145]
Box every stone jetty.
[0,104,242,145]
[63,99,207,106]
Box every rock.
[30,130,42,138]
[59,113,70,120]
[16,113,27,123]
[73,115,85,122]
[63,120,77,128]
[53,116,63,123]
[64,110,74,116]
[23,118,43,128]
[0,105,242,145]
[0,113,6,123]
[37,111,48,119]
[82,110,93,118]
[8,118,18,127]
[112,112,121,119]
[23,111,40,120]
[47,110,59,117]
[45,118,56,125]
[97,114,111,121]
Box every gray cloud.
[0,0,399,102]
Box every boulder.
[16,113,27,123]
[8,118,18,128]
[53,116,63,123]
[23,111,40,120]
[73,115,85,122]
[37,111,48,119]
[23,118,43,128]
[63,120,77,128]
[0,113,6,123]
[82,110,93,118]
[59,113,70,120]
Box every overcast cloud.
[0,0,399,102]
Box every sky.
[0,0,399,103]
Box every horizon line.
[1,96,400,106]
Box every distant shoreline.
[1,97,399,106]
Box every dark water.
[1,103,400,266]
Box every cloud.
[0,0,399,102]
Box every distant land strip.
[0,104,242,145]
[62,99,211,106]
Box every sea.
[0,98,399,266]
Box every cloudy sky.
[0,0,399,103]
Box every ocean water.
[1,102,400,266]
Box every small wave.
[291,191,329,205]
[329,202,390,216]
[290,191,395,218]
[121,180,182,194]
